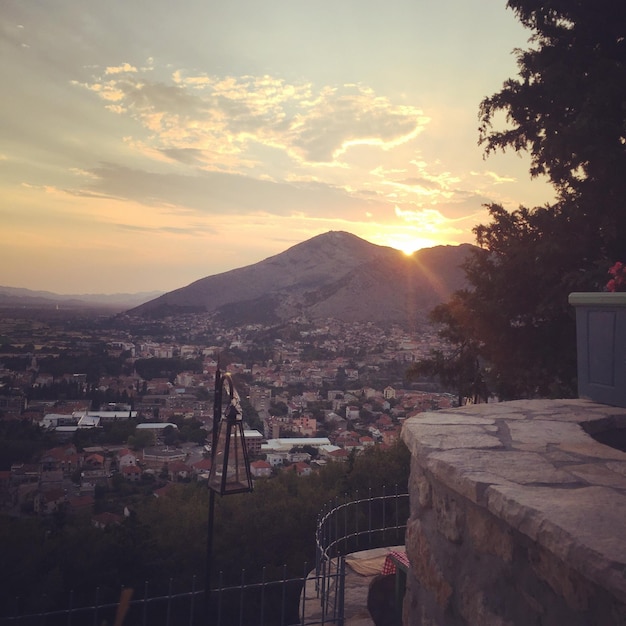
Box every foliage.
[35,350,123,383]
[422,204,593,399]
[427,1,626,399]
[212,439,410,583]
[270,400,289,416]
[71,419,149,450]
[0,419,52,469]
[238,393,264,431]
[0,440,410,617]
[480,0,626,261]
[407,295,488,405]
[479,2,626,216]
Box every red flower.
[607,262,626,292]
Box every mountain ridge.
[0,286,163,310]
[131,231,474,326]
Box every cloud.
[68,64,505,245]
[114,222,217,236]
[79,67,429,168]
[394,177,442,190]
[288,85,428,162]
[63,162,388,221]
[157,148,205,165]
[105,63,138,75]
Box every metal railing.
[2,488,408,626]
[315,486,409,623]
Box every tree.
[271,400,289,417]
[408,296,489,405]
[479,1,626,255]
[127,429,154,450]
[428,1,626,398]
[480,0,626,255]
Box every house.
[284,461,312,477]
[122,465,142,482]
[327,448,349,462]
[67,494,94,516]
[318,444,342,458]
[381,426,402,445]
[346,406,360,421]
[11,463,40,485]
[325,412,348,431]
[265,452,287,467]
[168,460,192,481]
[250,460,272,478]
[287,451,311,463]
[39,444,81,475]
[192,458,212,481]
[34,488,66,515]
[92,511,123,529]
[84,453,105,469]
[117,448,138,468]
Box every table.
[381,550,410,619]
[381,549,410,575]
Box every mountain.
[130,231,474,326]
[0,286,163,311]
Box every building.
[136,422,179,443]
[261,437,331,454]
[250,460,272,478]
[142,446,186,469]
[243,429,264,456]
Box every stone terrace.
[401,399,626,626]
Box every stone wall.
[401,399,626,626]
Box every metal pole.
[205,489,216,620]
[205,366,223,621]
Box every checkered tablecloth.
[381,550,410,575]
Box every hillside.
[130,231,473,326]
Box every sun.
[397,243,420,256]
[385,235,435,256]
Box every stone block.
[459,576,515,626]
[406,518,452,609]
[466,505,513,562]
[434,489,464,544]
[410,455,432,512]
[529,545,592,611]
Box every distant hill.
[130,231,474,326]
[0,286,163,311]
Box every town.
[0,307,455,521]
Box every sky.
[1,0,554,295]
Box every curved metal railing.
[314,486,409,623]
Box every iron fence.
[315,485,409,623]
[2,488,408,626]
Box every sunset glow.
[385,236,436,256]
[1,1,553,294]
